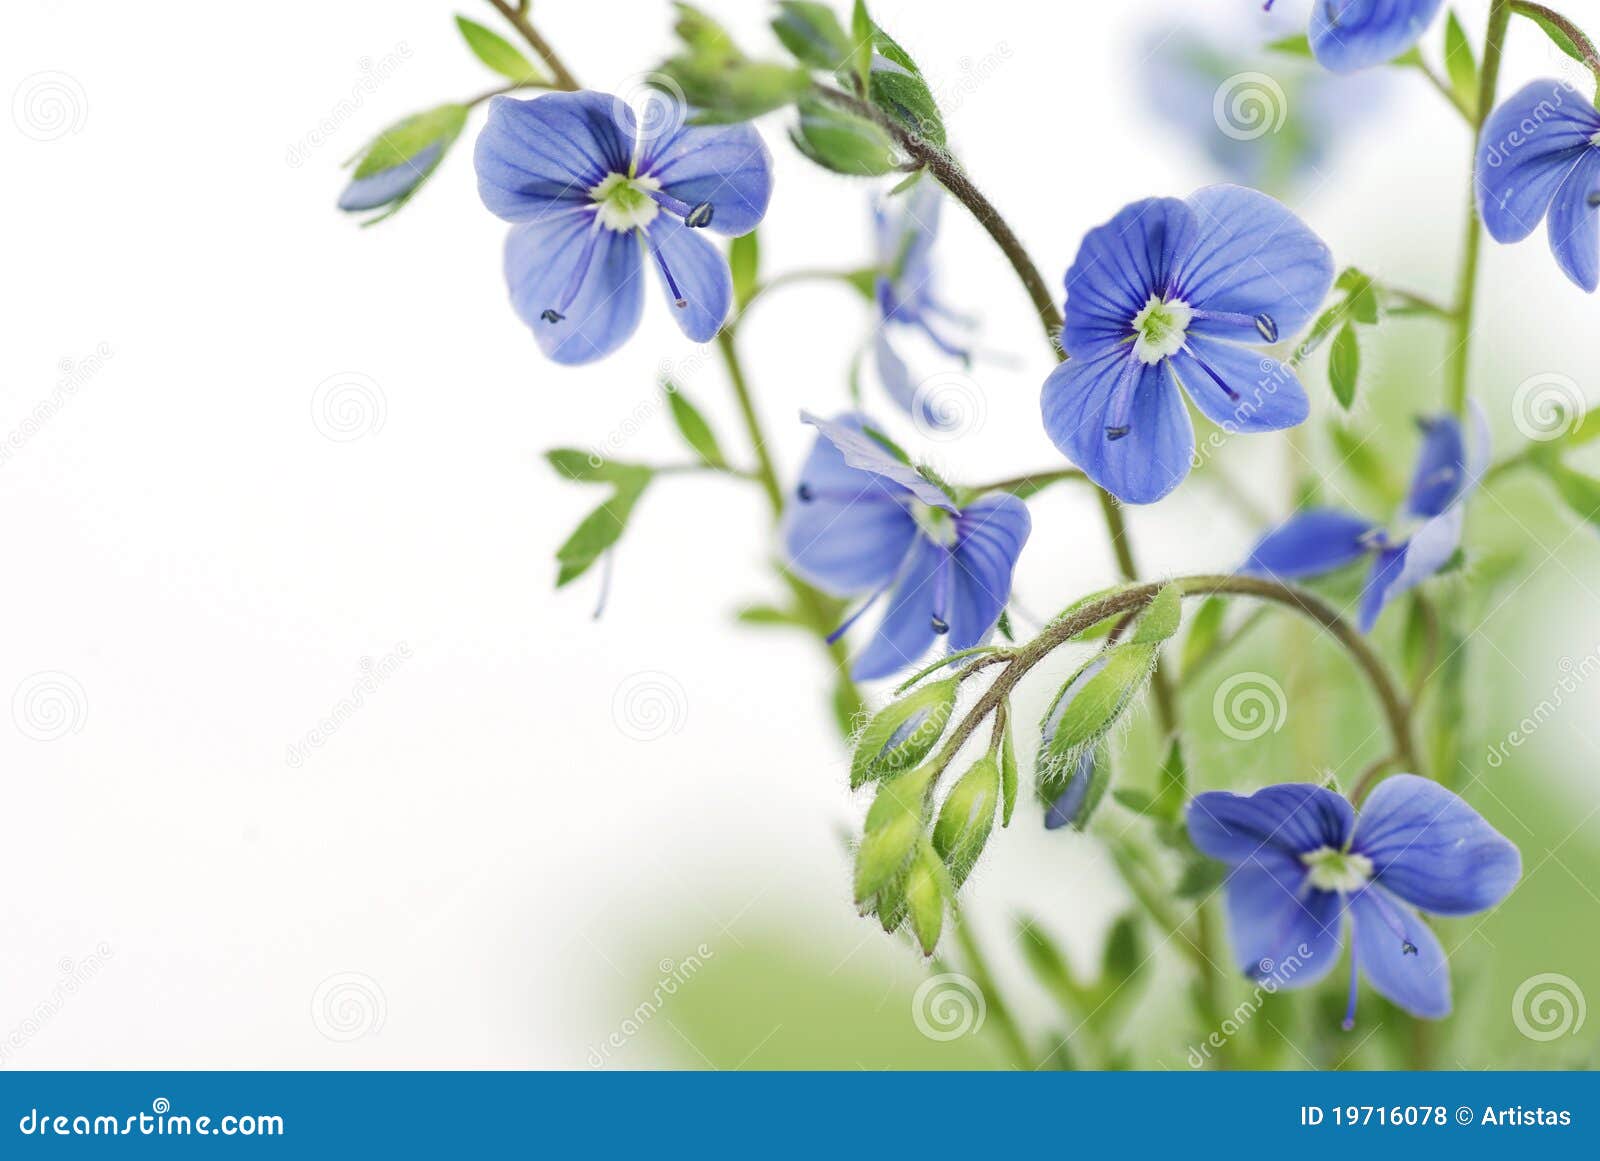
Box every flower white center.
[1130,293,1193,365]
[1301,846,1373,893]
[591,172,661,232]
[1591,130,1600,148]
[910,501,959,547]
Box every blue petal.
[851,538,943,680]
[1350,887,1451,1018]
[1188,783,1356,864]
[1173,185,1334,344]
[1354,774,1521,915]
[947,494,1031,649]
[1243,508,1379,579]
[637,119,774,237]
[1044,751,1097,830]
[1040,349,1193,505]
[1062,197,1195,357]
[339,142,442,212]
[875,180,942,293]
[1309,0,1444,74]
[1172,337,1310,433]
[1405,414,1468,518]
[504,212,644,365]
[1386,506,1464,608]
[872,331,946,430]
[1477,80,1600,244]
[1221,866,1344,986]
[645,215,732,342]
[799,411,956,510]
[1356,543,1407,633]
[476,92,634,222]
[1548,148,1600,292]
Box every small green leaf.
[1336,267,1381,325]
[545,448,650,483]
[1153,737,1187,822]
[933,755,999,888]
[734,603,800,627]
[1129,584,1182,644]
[772,1,854,69]
[1100,913,1143,986]
[1443,10,1479,118]
[1181,596,1227,676]
[1265,33,1313,57]
[454,15,545,83]
[849,0,875,89]
[553,469,653,587]
[1541,460,1600,529]
[672,1,740,60]
[729,231,760,308]
[1174,857,1226,899]
[999,707,1018,828]
[1329,322,1360,409]
[662,382,727,469]
[789,96,903,175]
[849,679,957,789]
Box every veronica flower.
[782,412,1030,681]
[475,91,773,364]
[1041,185,1333,505]
[1187,776,1519,1026]
[1266,0,1444,73]
[1243,406,1488,631]
[1477,79,1600,292]
[871,182,977,429]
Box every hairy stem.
[484,0,580,91]
[1509,1,1600,83]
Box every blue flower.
[474,91,773,364]
[1477,79,1600,292]
[1271,0,1444,73]
[870,182,977,429]
[782,412,1031,681]
[1243,406,1488,631]
[1187,776,1519,1025]
[1041,185,1333,505]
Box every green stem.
[1509,2,1600,84]
[715,329,784,516]
[952,916,1034,1070]
[484,0,580,91]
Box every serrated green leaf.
[1329,322,1360,409]
[729,231,760,308]
[772,1,854,69]
[932,755,999,888]
[1181,596,1227,675]
[1443,10,1479,119]
[455,15,545,83]
[553,469,653,587]
[663,382,727,469]
[790,96,903,175]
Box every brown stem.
[485,0,580,91]
[1509,1,1600,83]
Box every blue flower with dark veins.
[783,412,1031,681]
[1187,776,1519,1026]
[871,181,978,429]
[1243,405,1488,631]
[1041,185,1333,505]
[475,91,773,364]
[1267,0,1444,73]
[1477,79,1600,292]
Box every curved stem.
[484,0,580,91]
[971,467,1087,496]
[1509,1,1600,84]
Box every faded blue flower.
[783,412,1030,681]
[1477,79,1600,292]
[1188,776,1519,1025]
[475,91,773,364]
[1267,0,1444,73]
[1041,185,1333,505]
[1243,406,1488,631]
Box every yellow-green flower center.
[1302,845,1373,893]
[911,501,958,547]
[591,172,661,232]
[1131,293,1193,364]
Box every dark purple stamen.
[1342,921,1359,1031]
[797,482,815,502]
[930,549,953,634]
[1106,425,1131,441]
[1364,887,1419,956]
[649,188,715,228]
[545,215,605,322]
[1103,355,1143,442]
[647,234,689,308]
[540,309,565,324]
[1181,344,1241,401]
[1254,313,1279,343]
[685,202,715,228]
[1588,190,1600,208]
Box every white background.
[2,0,1594,1066]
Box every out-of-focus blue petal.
[1243,508,1379,579]
[1061,197,1195,356]
[1040,349,1193,505]
[1173,185,1334,343]
[476,92,634,222]
[339,142,443,212]
[1477,80,1600,244]
[644,215,732,342]
[1044,751,1097,830]
[851,538,943,680]
[1222,866,1345,986]
[1188,783,1356,863]
[875,180,942,293]
[1356,543,1407,633]
[1355,774,1521,915]
[637,119,774,237]
[1405,414,1467,518]
[1548,149,1600,292]
[504,212,643,365]
[872,331,932,425]
[1309,0,1443,74]
[799,411,955,510]
[1172,336,1310,432]
[947,494,1030,650]
[1350,887,1451,1018]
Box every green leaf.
[1181,596,1227,676]
[1129,584,1182,644]
[729,231,760,308]
[1329,322,1360,409]
[545,448,651,484]
[932,755,999,888]
[1017,916,1090,1010]
[999,707,1018,828]
[1153,737,1187,822]
[735,603,801,628]
[351,104,468,180]
[1541,460,1600,529]
[1265,33,1313,57]
[903,839,947,955]
[1336,267,1381,325]
[1400,594,1431,691]
[454,15,545,83]
[849,679,958,789]
[855,765,935,902]
[553,468,653,587]
[662,382,727,468]
[1443,10,1479,119]
[1100,913,1143,987]
[772,1,854,70]
[1174,857,1226,899]
[849,0,875,89]
[666,59,814,122]
[868,55,945,148]
[672,2,741,61]
[790,96,904,175]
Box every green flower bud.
[854,765,935,904]
[932,754,999,888]
[849,678,957,789]
[904,839,948,956]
